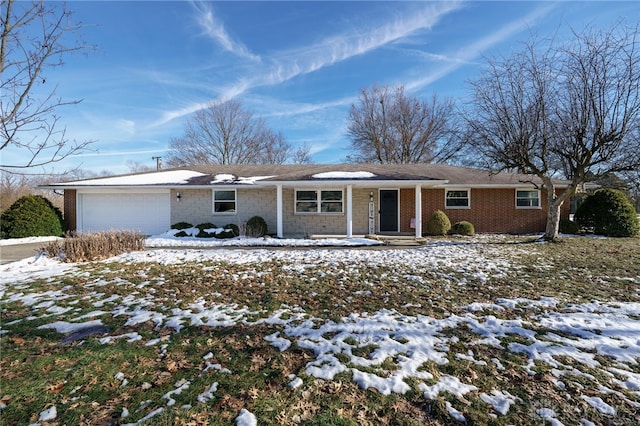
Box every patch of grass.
[1,236,639,424]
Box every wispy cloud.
[400,48,479,66]
[192,1,260,61]
[72,148,170,158]
[405,3,557,92]
[257,1,464,87]
[152,80,250,127]
[154,1,463,127]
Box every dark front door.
[379,190,399,232]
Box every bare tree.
[465,22,640,240]
[0,172,32,211]
[125,160,156,173]
[346,85,457,164]
[291,142,313,164]
[1,0,94,173]
[258,130,289,165]
[166,100,298,166]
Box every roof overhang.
[265,179,448,188]
[40,179,451,190]
[40,180,571,191]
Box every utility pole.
[152,156,162,171]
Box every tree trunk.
[542,179,576,241]
[544,200,562,241]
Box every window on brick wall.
[295,189,343,214]
[445,189,470,208]
[213,189,236,214]
[516,189,540,208]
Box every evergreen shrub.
[171,222,193,237]
[0,195,64,238]
[451,221,475,236]
[559,219,580,235]
[171,222,193,230]
[426,210,451,236]
[574,189,639,237]
[195,222,217,238]
[218,223,240,239]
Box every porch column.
[415,184,422,238]
[346,184,353,238]
[276,184,283,238]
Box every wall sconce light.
[369,192,374,202]
[176,192,181,202]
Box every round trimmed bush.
[574,189,639,237]
[246,216,268,237]
[559,219,580,235]
[451,221,475,236]
[0,195,64,238]
[426,210,451,236]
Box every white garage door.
[79,192,170,235]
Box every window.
[295,189,343,214]
[295,190,318,213]
[321,190,343,213]
[213,190,236,214]
[445,189,470,208]
[516,189,540,208]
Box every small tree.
[574,189,639,237]
[0,194,64,238]
[465,22,640,240]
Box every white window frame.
[515,189,541,209]
[212,189,237,214]
[295,189,344,214]
[445,188,470,209]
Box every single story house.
[42,164,571,237]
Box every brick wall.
[170,187,378,237]
[63,189,77,231]
[281,187,376,237]
[170,188,278,231]
[400,189,415,233]
[399,187,570,234]
[171,189,213,226]
[169,186,570,236]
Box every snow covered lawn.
[1,235,639,425]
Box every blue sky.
[8,1,638,174]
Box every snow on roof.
[211,174,274,185]
[211,174,236,183]
[312,171,376,179]
[54,170,206,186]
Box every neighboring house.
[41,164,571,237]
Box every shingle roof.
[181,163,559,186]
[43,163,569,188]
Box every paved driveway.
[0,242,47,265]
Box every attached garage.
[77,190,170,235]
